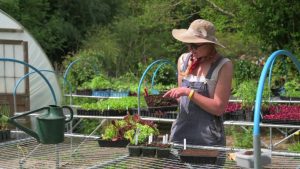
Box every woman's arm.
[191,61,233,116]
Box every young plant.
[287,142,300,153]
[283,79,300,98]
[90,75,111,90]
[231,126,253,148]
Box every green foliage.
[0,0,121,63]
[90,75,111,90]
[234,60,261,86]
[234,80,270,110]
[79,119,101,135]
[283,79,300,98]
[231,126,253,148]
[62,50,103,91]
[102,114,159,143]
[124,123,159,145]
[0,104,10,130]
[287,142,300,153]
[80,97,147,111]
[155,65,177,86]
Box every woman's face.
[187,43,214,58]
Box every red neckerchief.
[188,56,202,74]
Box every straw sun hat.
[172,19,225,48]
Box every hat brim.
[172,29,225,48]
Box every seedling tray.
[179,149,219,164]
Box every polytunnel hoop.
[0,58,57,105]
[253,49,300,169]
[137,59,177,115]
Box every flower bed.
[223,103,246,121]
[262,104,300,124]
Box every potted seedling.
[0,105,11,142]
[98,119,130,147]
[144,91,178,117]
[90,75,111,97]
[179,139,219,164]
[125,129,143,157]
[235,149,271,168]
[234,80,270,121]
[155,134,171,158]
[141,134,157,157]
[76,81,92,95]
[124,115,159,157]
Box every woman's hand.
[163,87,190,99]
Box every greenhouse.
[1,1,300,169]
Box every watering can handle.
[11,107,49,120]
[62,106,73,123]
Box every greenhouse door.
[0,40,30,116]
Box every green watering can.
[0,105,73,144]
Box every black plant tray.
[156,148,171,158]
[144,94,178,107]
[140,110,177,119]
[76,89,92,95]
[223,110,246,121]
[142,146,157,157]
[0,130,11,142]
[179,149,218,164]
[262,119,300,125]
[97,139,129,147]
[128,145,142,157]
[77,109,132,116]
[148,106,178,113]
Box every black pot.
[128,145,142,157]
[156,148,171,158]
[142,146,157,157]
[97,139,129,147]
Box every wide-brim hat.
[172,19,225,48]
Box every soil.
[145,143,171,148]
[180,149,219,157]
[244,151,253,155]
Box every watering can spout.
[0,105,73,144]
[0,112,40,141]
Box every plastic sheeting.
[0,9,62,109]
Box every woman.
[163,19,233,147]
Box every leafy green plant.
[234,60,261,87]
[287,142,300,153]
[102,120,129,141]
[90,75,111,90]
[80,97,147,111]
[231,126,253,148]
[123,114,159,145]
[0,104,10,130]
[234,80,270,111]
[101,114,159,143]
[283,79,300,98]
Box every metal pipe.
[253,50,300,169]
[0,58,57,105]
[150,61,177,91]
[137,59,175,115]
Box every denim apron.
[170,54,226,147]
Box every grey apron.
[170,54,226,146]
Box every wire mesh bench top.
[0,136,299,169]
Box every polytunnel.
[0,9,62,116]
